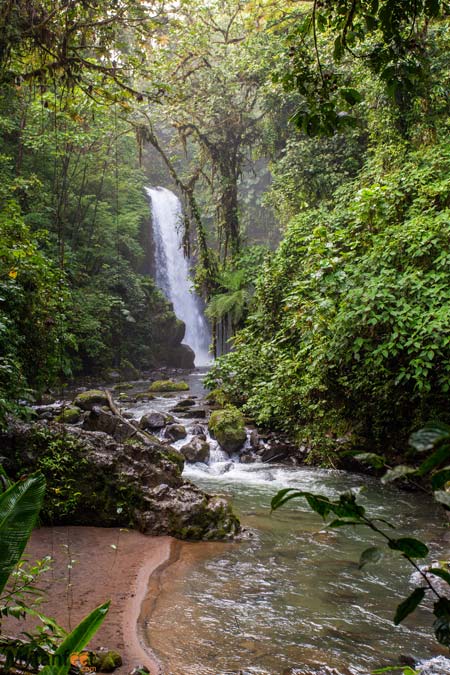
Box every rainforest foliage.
[0,0,450,458]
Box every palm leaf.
[52,601,110,664]
[0,472,46,595]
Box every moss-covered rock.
[98,651,122,672]
[205,389,229,407]
[73,389,109,411]
[0,420,240,540]
[55,406,82,424]
[149,380,189,392]
[208,405,247,453]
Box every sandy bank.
[8,527,174,675]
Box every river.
[125,370,449,675]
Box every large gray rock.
[83,406,136,443]
[163,423,187,442]
[139,410,167,430]
[0,421,240,541]
[180,437,210,463]
[167,344,195,369]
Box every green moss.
[148,380,189,392]
[135,392,155,400]
[208,405,247,452]
[163,448,185,473]
[98,650,122,672]
[205,388,229,407]
[114,382,133,391]
[55,406,82,424]
[73,389,109,411]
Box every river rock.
[83,406,136,442]
[0,421,240,540]
[208,406,247,453]
[139,410,168,430]
[191,424,206,436]
[180,437,210,463]
[164,423,187,442]
[55,406,82,424]
[170,398,196,412]
[167,344,195,369]
[149,380,189,392]
[73,389,110,411]
[177,407,207,419]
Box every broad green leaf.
[0,473,46,595]
[409,422,450,452]
[359,546,383,569]
[394,587,425,625]
[271,489,306,511]
[354,452,386,469]
[433,597,450,646]
[328,519,364,528]
[433,491,450,508]
[340,87,363,106]
[431,467,450,490]
[53,601,110,663]
[388,537,429,558]
[417,444,450,476]
[381,465,416,484]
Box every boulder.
[83,406,136,443]
[73,389,109,411]
[0,421,240,540]
[55,406,82,424]
[163,423,187,442]
[148,380,189,392]
[180,437,210,463]
[170,398,196,412]
[119,359,139,381]
[139,410,167,430]
[208,406,247,453]
[191,424,206,436]
[167,344,195,369]
[176,407,207,419]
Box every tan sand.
[5,527,174,675]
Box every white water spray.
[145,186,211,366]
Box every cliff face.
[0,420,240,541]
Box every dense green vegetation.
[207,3,450,457]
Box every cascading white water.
[145,186,211,366]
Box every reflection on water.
[146,465,449,675]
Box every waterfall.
[145,186,211,367]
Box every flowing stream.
[145,186,211,366]
[124,374,450,675]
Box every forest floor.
[9,527,174,675]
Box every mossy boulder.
[149,380,189,392]
[55,406,82,424]
[208,405,247,453]
[73,389,109,411]
[98,650,122,672]
[205,389,229,407]
[0,421,240,540]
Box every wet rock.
[139,410,167,430]
[191,424,206,436]
[83,406,136,443]
[170,398,196,412]
[208,406,246,453]
[55,406,82,424]
[164,423,187,442]
[180,437,210,463]
[240,451,257,464]
[148,379,189,392]
[0,421,240,540]
[73,389,110,411]
[167,344,195,369]
[176,407,207,419]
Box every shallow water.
[121,370,449,675]
[146,464,448,675]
